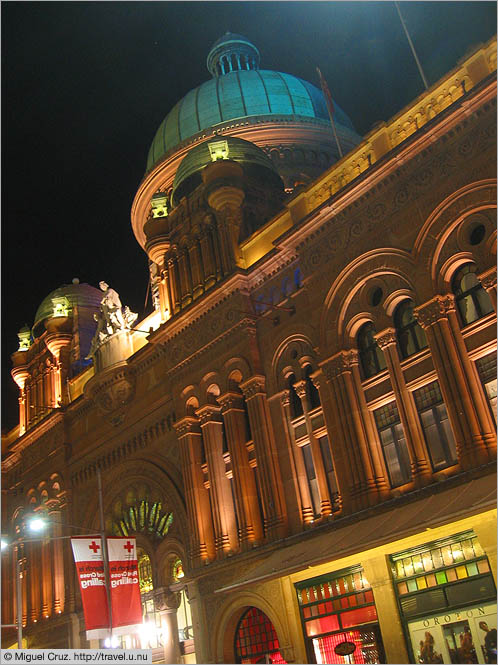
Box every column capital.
[217,392,244,413]
[320,349,358,381]
[280,389,291,408]
[195,404,222,425]
[293,380,307,399]
[414,294,456,329]
[153,588,181,612]
[240,375,266,399]
[174,416,201,437]
[374,327,397,350]
[479,266,497,292]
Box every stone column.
[415,295,495,467]
[218,392,264,548]
[479,266,497,311]
[40,526,53,618]
[174,417,215,564]
[196,405,239,555]
[28,539,41,623]
[240,376,287,539]
[321,351,389,511]
[293,380,332,516]
[374,328,432,485]
[154,589,182,664]
[280,390,314,524]
[47,503,65,615]
[362,555,410,664]
[199,228,216,289]
[188,238,204,299]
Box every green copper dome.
[171,136,282,205]
[33,282,102,337]
[146,33,356,173]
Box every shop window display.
[295,567,385,664]
[391,532,496,664]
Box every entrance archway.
[234,607,287,664]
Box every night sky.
[2,1,496,431]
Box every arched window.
[394,301,427,359]
[304,365,320,410]
[452,264,493,326]
[357,323,386,379]
[137,549,153,593]
[287,373,303,419]
[234,607,287,664]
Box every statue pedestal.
[94,330,134,372]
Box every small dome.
[206,32,260,77]
[171,136,282,205]
[33,282,102,338]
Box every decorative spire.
[206,32,260,78]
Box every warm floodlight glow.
[27,518,47,532]
[139,621,160,648]
[104,635,119,648]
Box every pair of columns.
[175,376,286,565]
[314,290,496,515]
[280,379,334,524]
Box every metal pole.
[97,467,113,642]
[16,551,22,649]
[394,1,429,90]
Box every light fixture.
[1,539,9,550]
[27,518,47,533]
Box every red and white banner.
[71,537,143,639]
[107,537,143,636]
[71,538,109,640]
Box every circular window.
[469,224,486,246]
[369,287,383,307]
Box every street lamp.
[2,514,101,649]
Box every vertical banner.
[107,537,143,635]
[71,538,110,639]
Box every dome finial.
[206,33,260,78]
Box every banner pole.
[97,467,113,642]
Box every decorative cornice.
[414,294,456,329]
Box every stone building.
[2,33,497,664]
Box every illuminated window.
[357,323,386,380]
[452,264,493,326]
[413,381,457,471]
[112,500,173,540]
[476,352,497,426]
[137,549,153,593]
[234,607,287,664]
[394,301,427,359]
[172,557,185,582]
[295,567,385,664]
[374,402,411,487]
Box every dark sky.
[2,1,496,431]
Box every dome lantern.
[206,32,260,77]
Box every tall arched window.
[287,373,304,418]
[394,300,427,359]
[234,607,287,663]
[357,323,386,380]
[452,264,493,326]
[304,365,321,410]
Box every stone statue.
[85,282,138,359]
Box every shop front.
[390,530,497,664]
[295,566,386,664]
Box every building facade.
[2,34,497,664]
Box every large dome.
[146,33,356,173]
[33,281,102,337]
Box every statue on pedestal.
[86,282,138,359]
